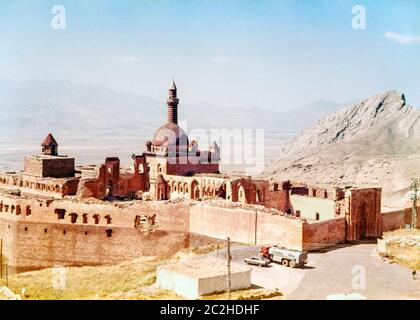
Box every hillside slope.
[264,91,420,208]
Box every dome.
[152,122,189,147]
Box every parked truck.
[261,246,308,268]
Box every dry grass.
[384,228,420,237]
[4,256,166,300]
[2,241,281,300]
[102,287,185,300]
[383,229,420,270]
[176,242,228,256]
[200,288,282,300]
[1,241,255,300]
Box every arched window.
[316,213,320,221]
[26,206,32,216]
[93,214,100,225]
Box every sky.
[0,0,419,111]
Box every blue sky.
[0,0,419,110]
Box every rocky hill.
[264,91,420,208]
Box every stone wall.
[1,216,189,272]
[0,218,17,268]
[0,194,192,270]
[24,156,75,178]
[302,218,346,251]
[265,189,292,213]
[381,207,419,232]
[189,204,304,251]
[1,189,395,272]
[256,212,304,250]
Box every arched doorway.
[191,180,200,199]
[216,184,226,199]
[194,186,200,199]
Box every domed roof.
[152,122,189,147]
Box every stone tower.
[41,133,58,156]
[167,79,179,124]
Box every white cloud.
[384,32,420,45]
[210,56,230,63]
[106,56,142,63]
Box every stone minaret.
[167,79,179,124]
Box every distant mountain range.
[0,79,345,138]
[264,90,420,208]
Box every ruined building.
[0,81,410,272]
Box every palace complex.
[0,81,414,272]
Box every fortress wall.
[189,205,304,251]
[0,217,18,268]
[12,220,189,270]
[189,205,256,244]
[381,207,419,231]
[1,192,354,271]
[0,194,190,233]
[0,194,193,270]
[302,218,346,251]
[264,190,291,213]
[256,213,303,251]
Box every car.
[244,256,271,267]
